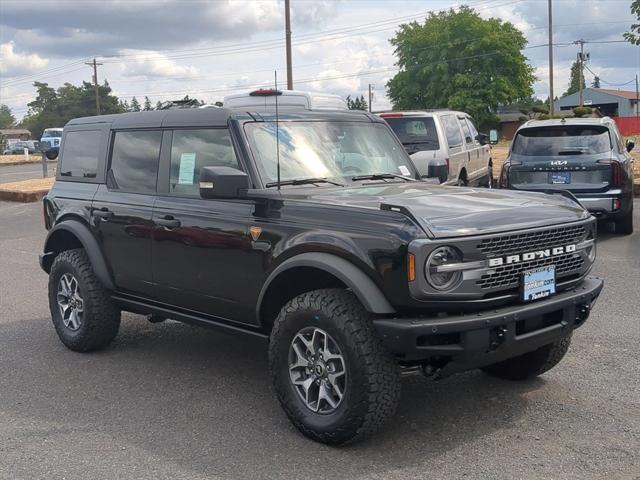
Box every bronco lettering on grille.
[488,244,577,267]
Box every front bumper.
[373,276,603,374]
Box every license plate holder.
[549,172,571,184]
[522,265,556,302]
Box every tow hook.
[575,304,590,325]
[489,326,508,351]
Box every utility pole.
[368,84,373,112]
[574,39,588,107]
[85,58,103,115]
[548,0,554,116]
[636,74,639,122]
[284,0,293,90]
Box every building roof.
[595,88,638,100]
[0,128,31,135]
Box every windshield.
[42,130,63,138]
[383,117,440,150]
[513,125,611,157]
[244,121,415,184]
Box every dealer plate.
[549,172,571,184]
[522,265,556,302]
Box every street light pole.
[548,0,554,116]
[285,0,293,90]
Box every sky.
[0,0,638,121]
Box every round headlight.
[425,246,463,291]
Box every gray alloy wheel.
[288,327,347,414]
[56,273,84,331]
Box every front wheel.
[268,289,401,445]
[481,334,572,380]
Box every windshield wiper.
[265,177,344,188]
[351,173,415,182]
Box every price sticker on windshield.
[398,165,410,176]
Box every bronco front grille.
[477,224,587,257]
[477,254,584,290]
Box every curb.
[0,188,49,203]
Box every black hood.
[279,182,590,238]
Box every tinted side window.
[110,130,162,193]
[460,118,473,144]
[465,118,479,143]
[169,129,239,196]
[59,130,101,179]
[441,115,463,148]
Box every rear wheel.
[48,249,121,352]
[481,335,572,380]
[456,171,468,187]
[615,207,633,235]
[269,289,401,445]
[483,163,494,188]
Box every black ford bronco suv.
[40,105,603,445]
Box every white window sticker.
[398,165,410,176]
[178,153,196,185]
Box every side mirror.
[476,133,489,145]
[199,166,250,199]
[44,148,59,160]
[626,139,635,152]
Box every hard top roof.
[65,108,379,129]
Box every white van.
[223,89,347,111]
[40,127,64,150]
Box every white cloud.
[0,42,48,76]
[120,51,199,79]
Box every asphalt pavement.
[0,162,56,183]
[0,200,638,480]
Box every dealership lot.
[0,200,638,480]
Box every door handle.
[155,215,181,229]
[92,208,113,220]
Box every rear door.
[91,129,162,297]
[438,114,468,184]
[462,116,489,184]
[151,127,254,323]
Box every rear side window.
[460,118,473,144]
[383,117,439,151]
[440,115,463,148]
[59,130,101,179]
[169,129,239,196]
[512,126,612,157]
[110,130,162,193]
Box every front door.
[151,127,255,323]
[91,129,163,297]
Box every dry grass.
[0,154,44,165]
[0,177,54,193]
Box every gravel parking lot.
[0,200,638,480]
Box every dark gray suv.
[499,118,635,234]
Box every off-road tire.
[615,208,633,235]
[48,248,121,352]
[481,334,572,380]
[268,289,401,445]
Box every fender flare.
[43,220,115,290]
[257,252,396,319]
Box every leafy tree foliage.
[572,106,592,118]
[130,96,141,112]
[143,96,153,111]
[591,76,601,88]
[386,6,535,128]
[563,61,584,97]
[624,0,640,45]
[0,105,16,128]
[19,81,124,139]
[346,95,368,111]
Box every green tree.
[0,104,16,128]
[563,61,584,97]
[346,94,368,111]
[386,6,535,128]
[130,96,141,112]
[591,76,601,88]
[156,101,163,110]
[19,80,125,139]
[143,96,153,111]
[624,0,640,45]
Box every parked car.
[40,128,63,150]
[40,107,602,445]
[379,110,493,187]
[3,140,38,154]
[499,118,634,234]
[223,88,347,111]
